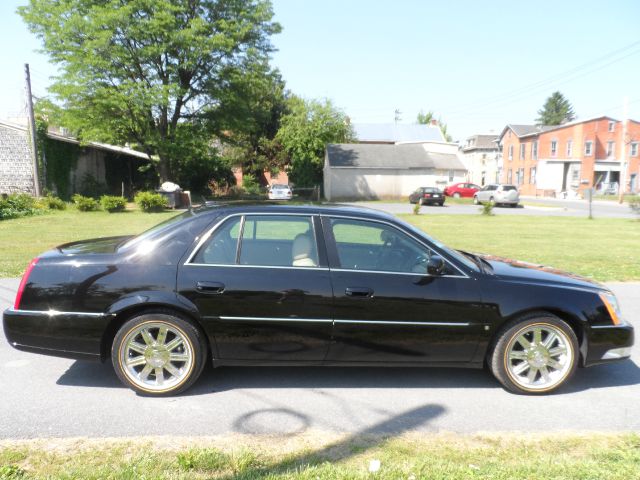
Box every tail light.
[14,257,39,310]
[424,193,431,198]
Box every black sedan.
[409,187,445,206]
[3,203,633,396]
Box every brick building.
[499,117,640,196]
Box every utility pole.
[618,97,628,204]
[24,63,41,197]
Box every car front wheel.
[490,313,579,394]
[112,311,207,396]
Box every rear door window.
[239,215,318,267]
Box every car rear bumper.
[584,322,635,367]
[3,307,111,361]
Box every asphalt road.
[0,278,638,439]
[345,197,637,218]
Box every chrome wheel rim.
[119,321,194,392]
[505,324,573,391]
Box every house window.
[550,140,557,157]
[607,141,615,157]
[566,140,573,158]
[608,121,615,132]
[507,169,512,183]
[532,141,538,160]
[448,170,454,182]
[571,168,580,183]
[530,167,536,184]
[508,145,513,160]
[585,141,593,156]
[520,144,526,160]
[517,168,525,185]
[631,142,638,156]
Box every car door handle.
[196,281,225,294]
[345,287,373,298]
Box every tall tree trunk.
[157,155,171,184]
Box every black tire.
[112,310,208,396]
[489,312,579,394]
[453,192,461,198]
[439,202,444,206]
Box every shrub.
[480,202,494,216]
[100,195,127,213]
[134,191,168,212]
[413,202,421,215]
[241,175,262,196]
[39,195,66,210]
[0,193,39,220]
[72,194,100,212]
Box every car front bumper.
[3,307,111,361]
[584,322,635,367]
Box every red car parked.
[444,182,481,198]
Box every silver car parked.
[473,184,520,207]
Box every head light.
[599,291,623,325]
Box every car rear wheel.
[112,311,207,396]
[453,192,461,198]
[490,313,578,394]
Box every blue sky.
[2,0,639,139]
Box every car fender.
[100,291,209,361]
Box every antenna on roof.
[394,109,402,125]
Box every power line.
[445,39,640,115]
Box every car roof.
[193,201,398,222]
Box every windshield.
[402,222,479,271]
[119,211,193,251]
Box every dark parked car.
[408,187,445,206]
[3,204,633,396]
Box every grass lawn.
[0,433,638,479]
[0,209,178,277]
[403,214,640,282]
[1,209,638,281]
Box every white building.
[324,142,467,200]
[459,134,500,186]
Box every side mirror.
[427,255,446,275]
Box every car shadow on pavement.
[56,360,124,389]
[55,359,640,396]
[564,360,640,393]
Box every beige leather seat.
[291,234,317,267]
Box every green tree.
[19,0,281,185]
[276,97,354,187]
[416,110,453,142]
[212,62,289,181]
[536,91,576,125]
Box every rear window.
[502,185,517,191]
